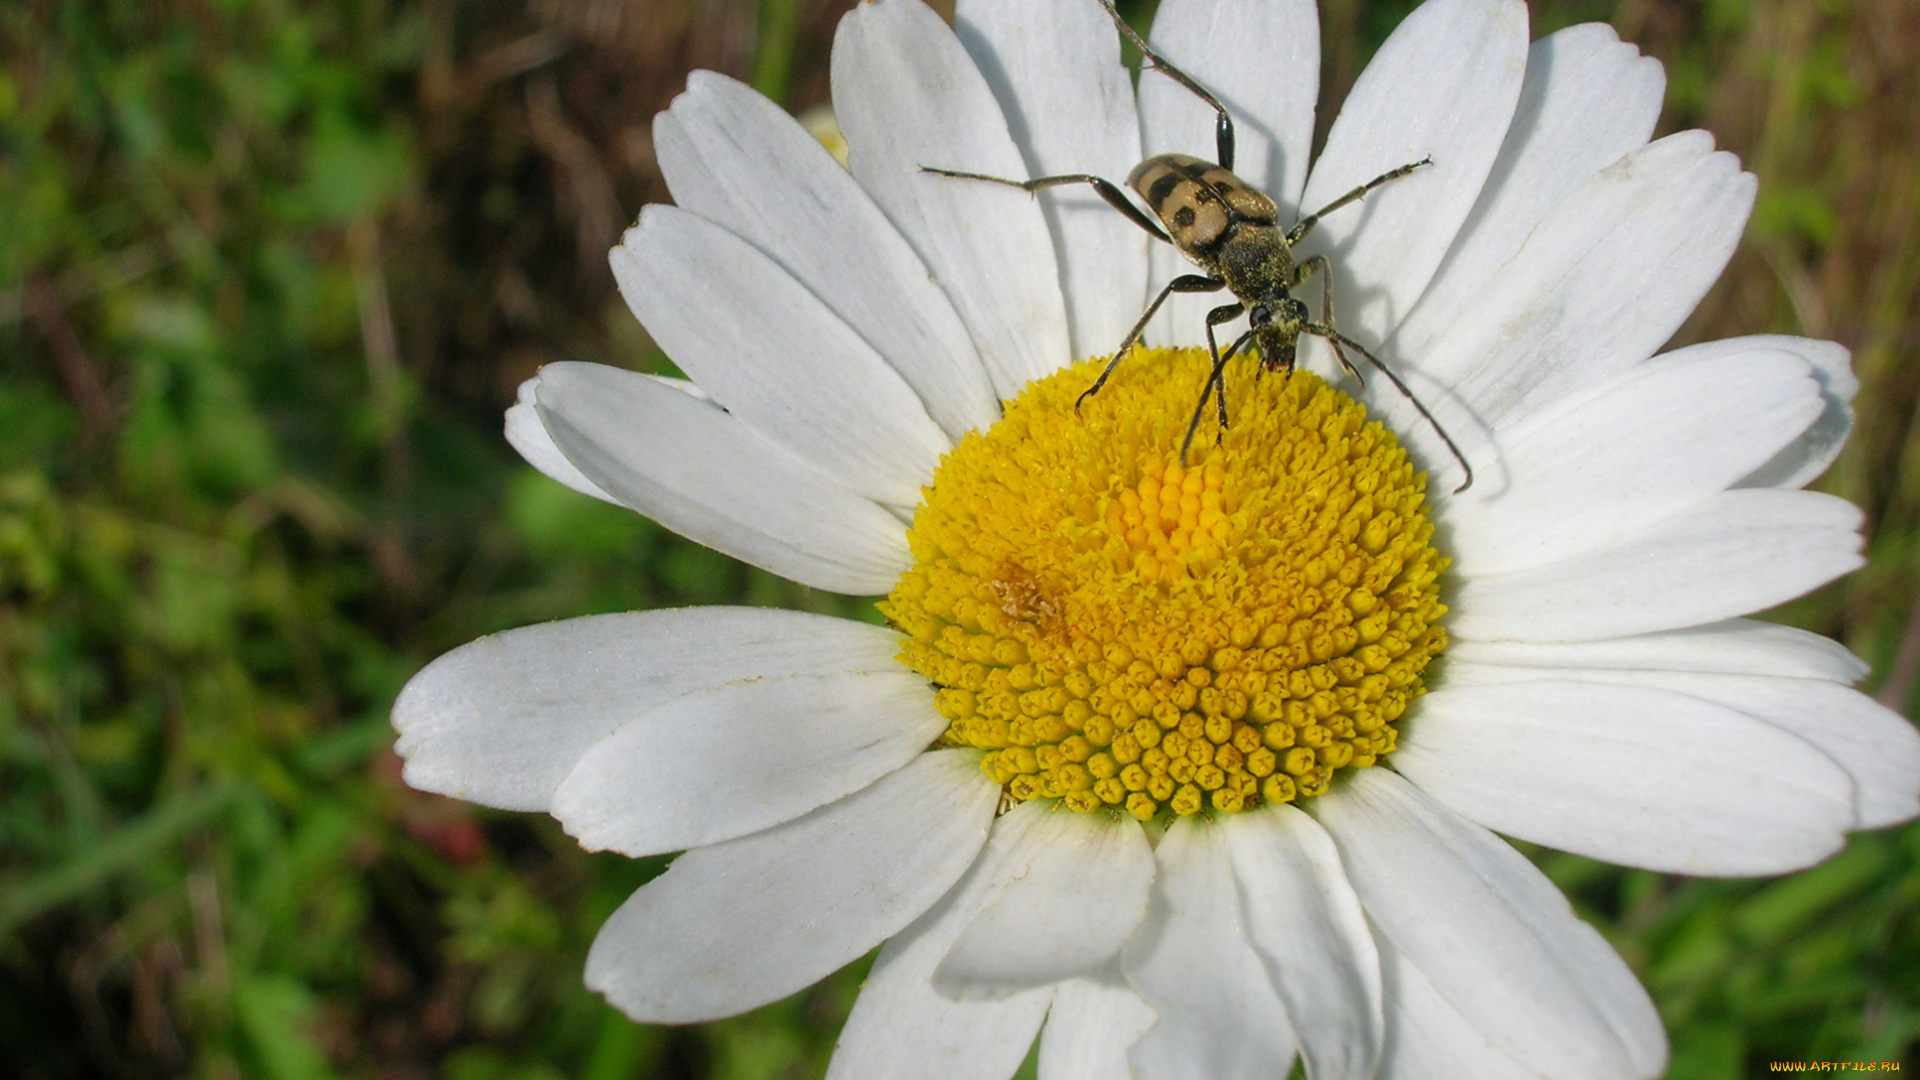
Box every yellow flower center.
[880,349,1448,821]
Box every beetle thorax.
[1216,225,1295,304]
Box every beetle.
[925,0,1472,491]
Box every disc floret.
[881,349,1448,820]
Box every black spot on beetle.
[1147,170,1182,207]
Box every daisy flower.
[392,0,1920,1076]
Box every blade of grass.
[0,782,239,937]
[752,0,801,106]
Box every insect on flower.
[925,0,1473,491]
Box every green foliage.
[0,0,781,1074]
[3,0,1918,1078]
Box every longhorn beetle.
[925,0,1472,492]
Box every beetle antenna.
[1320,330,1474,493]
[1179,327,1258,466]
[1179,375,1217,469]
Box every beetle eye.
[1248,305,1272,327]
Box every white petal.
[935,801,1155,997]
[551,669,949,857]
[505,379,617,504]
[955,0,1150,359]
[1375,137,1757,493]
[534,361,910,595]
[1413,132,1754,435]
[1445,663,1920,830]
[1138,0,1319,345]
[1446,618,1869,683]
[833,0,1071,398]
[610,206,949,507]
[654,71,999,442]
[1651,335,1859,490]
[585,750,998,1024]
[1374,934,1543,1080]
[1226,806,1383,1080]
[1395,23,1664,361]
[1317,769,1666,1080]
[1037,971,1158,1080]
[1449,489,1864,642]
[1296,0,1528,350]
[1122,818,1297,1080]
[1615,674,1920,830]
[1443,349,1823,577]
[393,608,898,811]
[828,823,1055,1080]
[1395,680,1855,874]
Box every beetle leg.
[1288,157,1433,244]
[921,167,1172,244]
[1295,254,1364,386]
[1078,274,1223,413]
[1093,0,1235,170]
[1179,304,1250,466]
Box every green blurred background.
[2,0,1916,1076]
